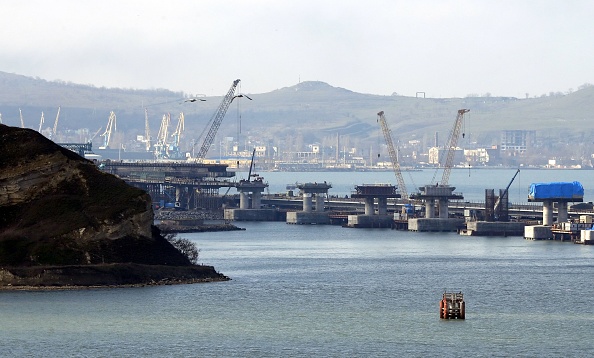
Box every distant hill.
[1,71,593,154]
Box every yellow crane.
[377,111,409,201]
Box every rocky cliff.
[0,124,228,287]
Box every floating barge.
[440,292,465,319]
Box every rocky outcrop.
[0,124,228,287]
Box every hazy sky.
[2,0,593,98]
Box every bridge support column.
[365,197,375,215]
[377,197,387,216]
[438,199,449,219]
[315,194,325,212]
[542,200,553,226]
[252,191,262,209]
[239,191,249,209]
[425,199,435,218]
[557,201,568,223]
[303,193,313,212]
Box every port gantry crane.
[192,79,243,161]
[154,113,171,159]
[169,112,185,159]
[377,111,409,201]
[432,108,470,186]
[99,111,117,149]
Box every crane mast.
[154,113,171,159]
[144,108,152,151]
[194,79,241,160]
[440,109,469,186]
[53,106,61,137]
[171,112,185,148]
[377,111,409,200]
[39,112,45,132]
[99,111,117,149]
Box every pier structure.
[225,177,277,221]
[347,184,399,228]
[286,182,332,224]
[100,161,235,210]
[524,181,584,240]
[408,185,465,232]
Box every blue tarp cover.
[528,181,584,200]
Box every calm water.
[2,222,594,357]
[2,169,594,357]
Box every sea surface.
[2,169,594,357]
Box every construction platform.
[408,218,464,232]
[224,209,277,221]
[346,215,394,228]
[460,221,526,236]
[286,212,331,225]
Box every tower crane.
[377,111,409,201]
[192,79,241,161]
[39,112,45,132]
[99,111,117,149]
[154,113,171,159]
[53,106,61,138]
[433,109,470,186]
[144,108,152,152]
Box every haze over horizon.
[2,0,593,98]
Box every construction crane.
[494,168,520,219]
[154,113,171,159]
[169,112,185,158]
[0,113,2,124]
[193,79,241,160]
[99,111,117,149]
[38,112,45,132]
[144,108,152,151]
[19,108,25,128]
[434,109,470,186]
[52,106,61,138]
[377,111,409,200]
[88,127,102,143]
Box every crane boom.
[440,109,469,186]
[53,106,61,137]
[377,111,409,200]
[194,79,240,160]
[494,168,520,213]
[144,108,152,151]
[99,111,117,149]
[39,112,45,132]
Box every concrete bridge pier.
[364,197,375,215]
[303,193,313,212]
[557,201,568,223]
[425,199,435,218]
[542,200,554,226]
[315,194,325,212]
